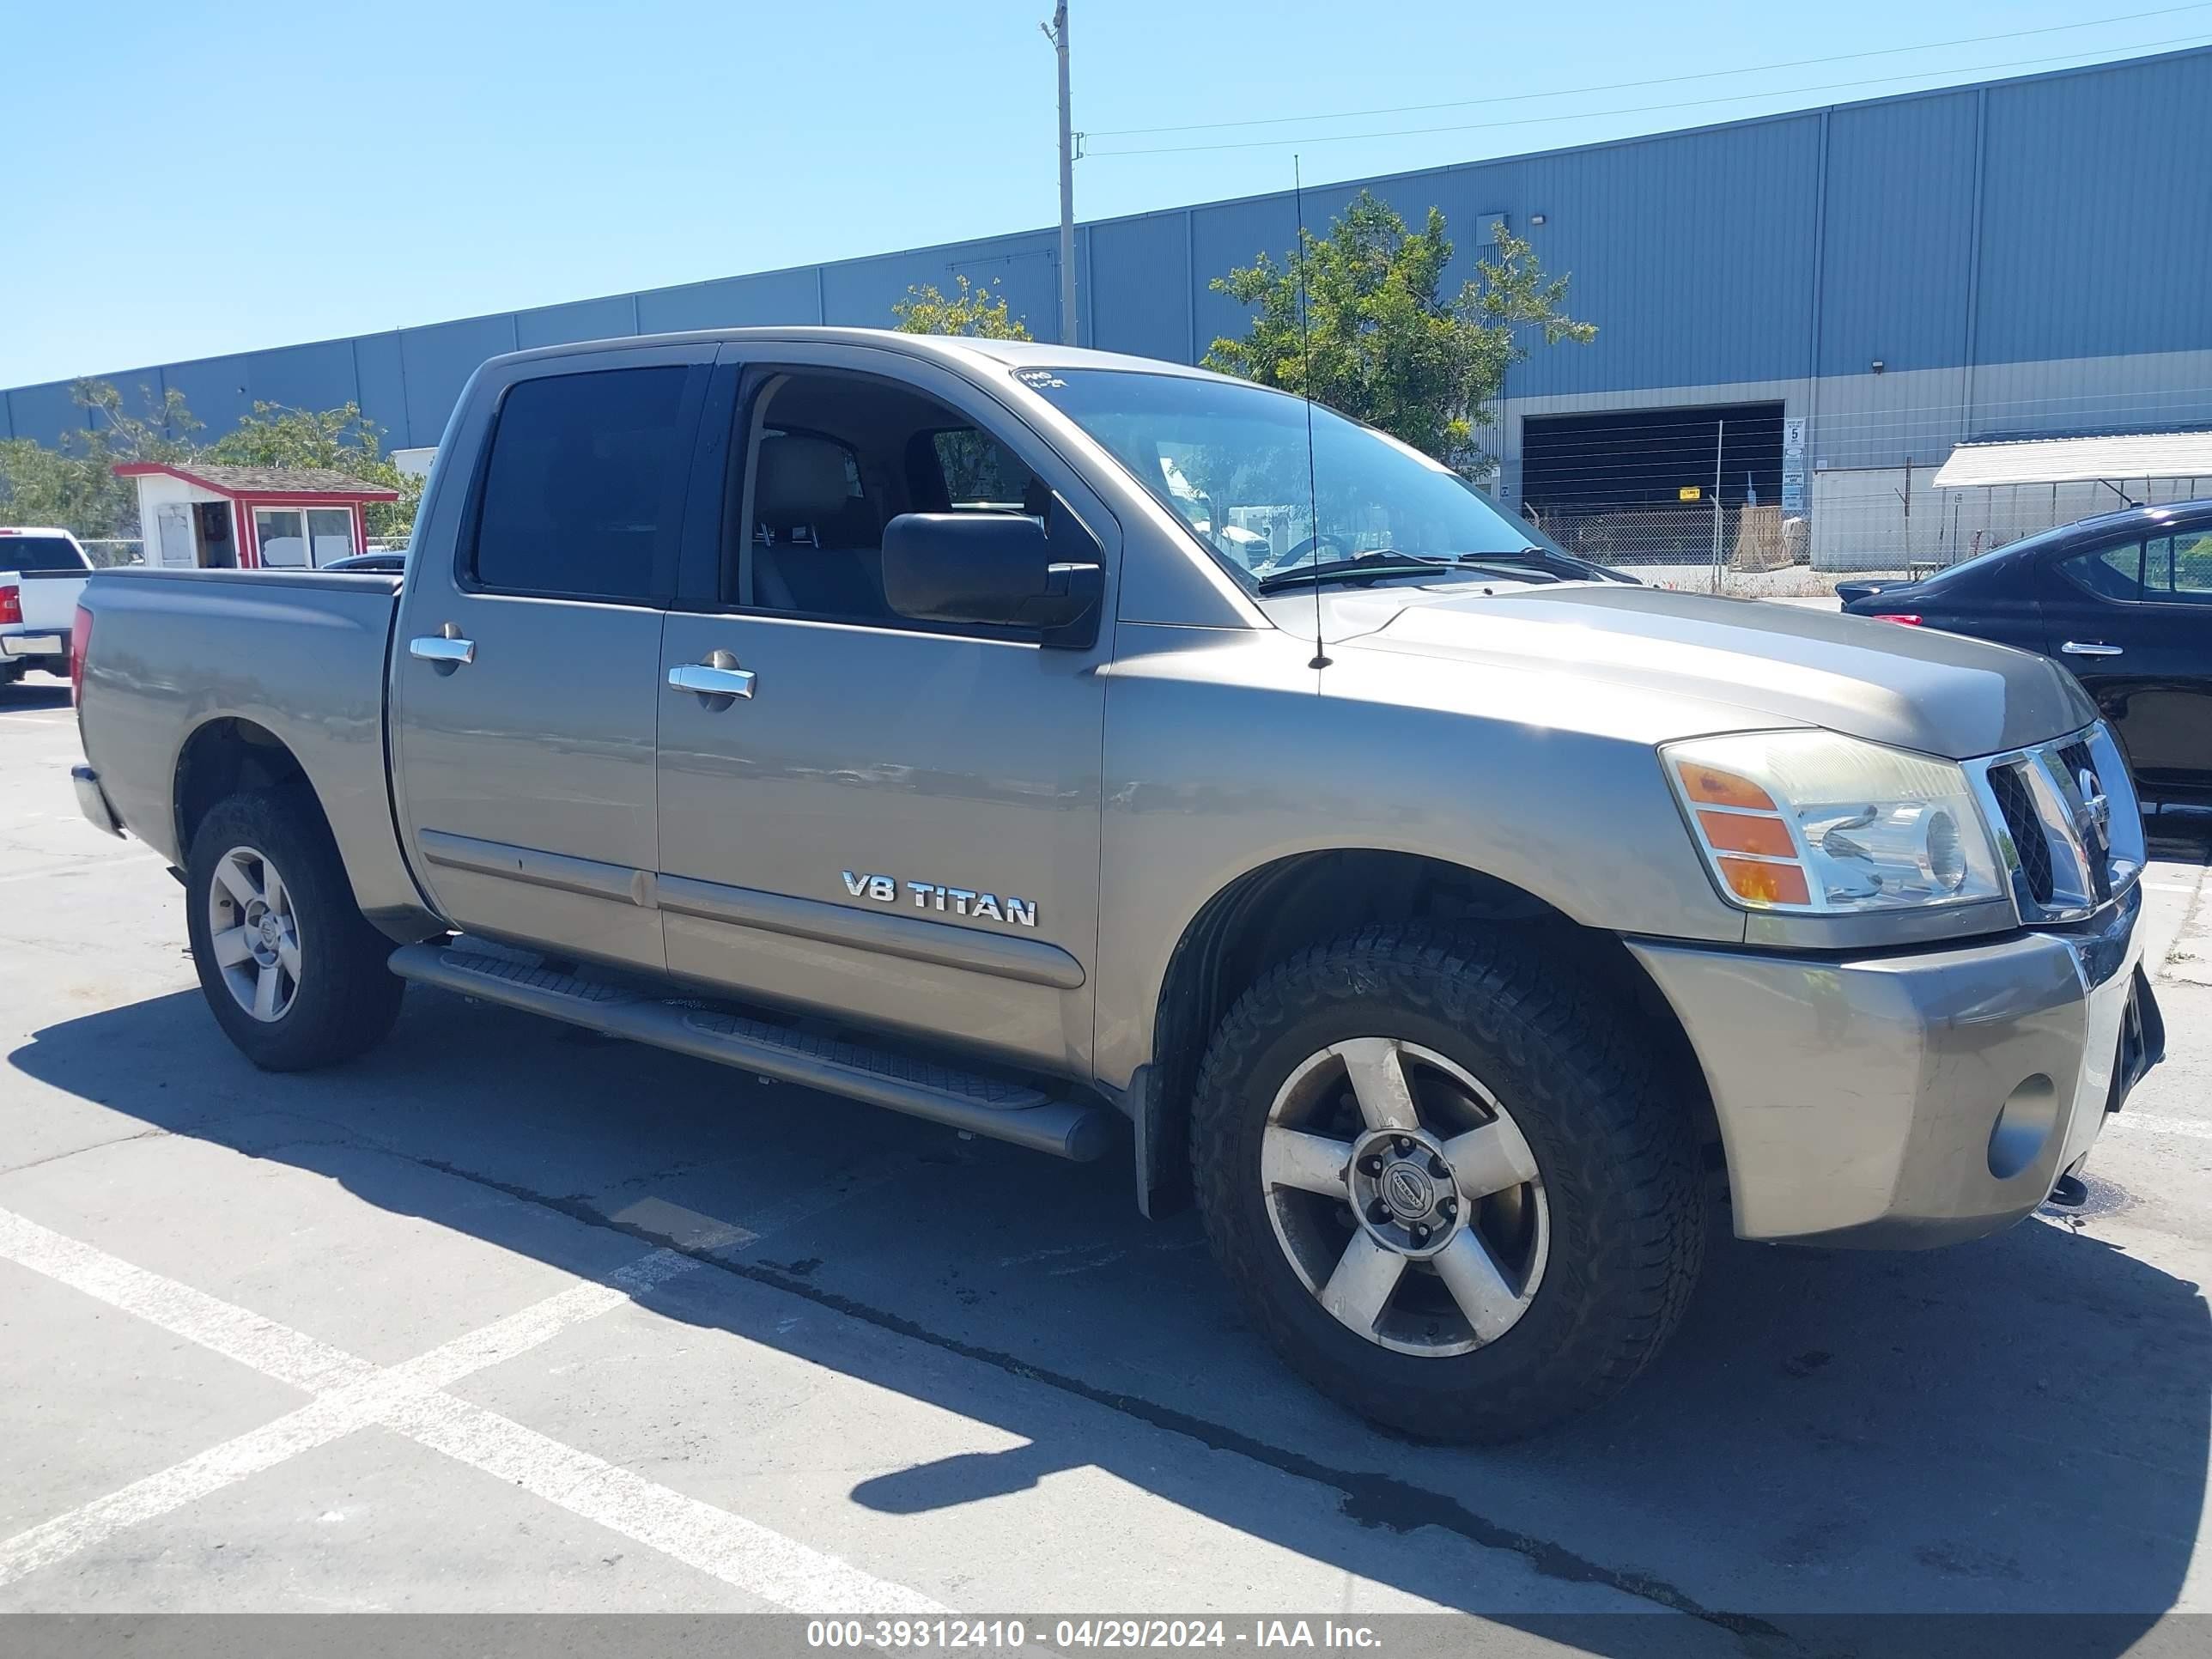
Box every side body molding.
[415,830,1084,990]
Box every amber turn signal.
[1718,857,1811,906]
[1697,811,1796,858]
[1678,763,1777,811]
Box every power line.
[1085,36,2211,157]
[1085,3,2212,139]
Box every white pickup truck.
[0,526,94,684]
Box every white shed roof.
[1934,430,2212,489]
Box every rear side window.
[0,535,88,573]
[2057,540,2143,601]
[471,367,690,601]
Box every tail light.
[1876,613,1923,626]
[70,604,92,704]
[0,585,19,626]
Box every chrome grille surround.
[1965,722,2143,926]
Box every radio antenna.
[1291,155,1329,671]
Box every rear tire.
[1191,923,1705,1443]
[185,790,404,1071]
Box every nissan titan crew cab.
[69,331,2164,1441]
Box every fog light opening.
[1988,1074,2058,1180]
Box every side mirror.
[882,507,1103,648]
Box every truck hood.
[1315,580,2096,760]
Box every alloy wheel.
[206,845,302,1023]
[1261,1037,1548,1357]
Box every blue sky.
[5,0,2207,386]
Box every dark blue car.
[1842,500,2212,804]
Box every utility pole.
[1043,3,1078,344]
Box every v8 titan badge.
[842,871,1037,927]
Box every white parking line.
[392,1393,935,1613]
[0,1206,944,1612]
[0,1206,373,1392]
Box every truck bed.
[75,567,428,931]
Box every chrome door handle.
[668,662,757,699]
[2061,641,2123,658]
[408,635,475,665]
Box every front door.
[653,345,1115,1073]
[392,344,713,970]
[2040,527,2212,797]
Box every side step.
[388,942,1117,1163]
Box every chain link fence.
[1531,503,1844,597]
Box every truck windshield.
[0,535,88,573]
[1016,368,1537,590]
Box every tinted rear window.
[0,535,88,573]
[471,367,690,601]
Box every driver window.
[726,370,1047,626]
[2146,532,2212,605]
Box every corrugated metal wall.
[6,46,2207,451]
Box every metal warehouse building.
[7,46,2210,569]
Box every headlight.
[1662,731,2003,913]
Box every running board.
[387,942,1115,1163]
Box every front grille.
[2055,738,2113,902]
[1988,763,2054,905]
[1970,723,2141,922]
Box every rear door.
[2039,529,2212,795]
[391,345,712,969]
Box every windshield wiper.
[1255,551,1461,593]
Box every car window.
[931,428,1039,514]
[0,534,88,573]
[729,369,1050,631]
[2146,531,2212,605]
[1018,368,1547,587]
[472,366,690,602]
[2057,540,2144,601]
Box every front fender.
[1091,625,1743,1091]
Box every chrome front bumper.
[1632,884,2158,1248]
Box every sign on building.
[1781,417,1808,514]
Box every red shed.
[114,462,400,571]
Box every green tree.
[0,379,199,541]
[892,276,1033,501]
[1204,191,1595,477]
[205,401,422,538]
[0,384,423,544]
[891,274,1033,340]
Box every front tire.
[185,790,404,1071]
[1191,924,1705,1443]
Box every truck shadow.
[11,985,2207,1652]
[0,681,72,713]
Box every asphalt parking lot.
[3,665,2209,1652]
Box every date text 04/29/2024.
[805,1620,1383,1650]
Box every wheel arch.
[1139,848,1720,1216]
[174,716,321,856]
[169,711,441,945]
